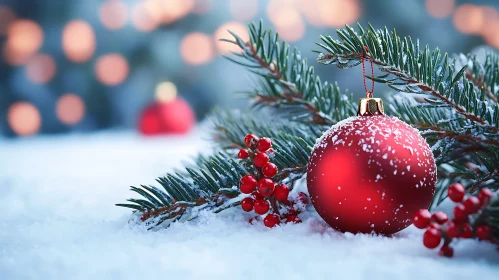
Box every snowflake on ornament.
[237,134,309,228]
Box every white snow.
[1,131,498,280]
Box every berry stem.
[269,196,280,215]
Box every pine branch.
[317,24,499,134]
[225,21,357,126]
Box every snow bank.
[0,132,498,280]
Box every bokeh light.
[229,0,258,21]
[99,0,128,30]
[56,94,86,125]
[425,0,454,19]
[25,53,57,84]
[62,20,96,63]
[318,0,361,27]
[0,6,16,36]
[192,0,213,14]
[4,19,44,65]
[159,0,195,24]
[453,4,484,35]
[95,53,129,86]
[7,102,42,137]
[155,81,178,103]
[268,4,305,42]
[131,0,161,32]
[180,32,214,65]
[214,22,249,55]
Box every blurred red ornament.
[307,98,437,235]
[138,99,195,135]
[139,82,195,135]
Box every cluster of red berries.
[413,183,495,257]
[238,134,309,228]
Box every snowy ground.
[1,131,498,280]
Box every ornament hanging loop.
[361,46,375,98]
[358,46,384,116]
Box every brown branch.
[416,123,499,146]
[246,42,331,125]
[465,70,498,103]
[469,170,499,193]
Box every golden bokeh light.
[25,53,56,84]
[56,94,86,125]
[4,19,44,65]
[318,0,360,27]
[99,0,128,30]
[483,17,499,49]
[180,32,214,65]
[296,0,324,27]
[268,5,306,42]
[425,0,454,19]
[0,6,16,36]
[155,81,178,103]
[159,0,195,24]
[453,4,484,34]
[8,102,41,137]
[192,0,213,14]
[131,0,161,32]
[214,22,249,55]
[95,53,129,86]
[62,20,96,63]
[229,0,258,21]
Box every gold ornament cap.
[357,97,384,116]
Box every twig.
[246,42,332,125]
[465,70,498,103]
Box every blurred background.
[0,0,498,138]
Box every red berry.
[460,223,473,238]
[263,213,280,228]
[241,197,255,212]
[238,149,249,159]
[274,184,290,202]
[427,222,440,230]
[283,208,299,218]
[439,244,454,258]
[268,148,275,154]
[257,137,272,152]
[285,215,302,224]
[251,192,264,201]
[431,211,448,225]
[478,188,493,206]
[254,152,269,168]
[475,225,492,240]
[253,199,270,215]
[453,204,468,223]
[244,134,259,149]
[297,192,309,205]
[446,221,460,238]
[423,228,442,249]
[239,175,257,194]
[463,196,480,214]
[257,178,275,197]
[413,209,432,229]
[448,183,465,203]
[262,163,278,177]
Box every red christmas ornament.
[139,98,195,135]
[307,97,437,234]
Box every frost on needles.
[117,22,499,240]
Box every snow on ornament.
[307,97,437,235]
[138,81,195,135]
